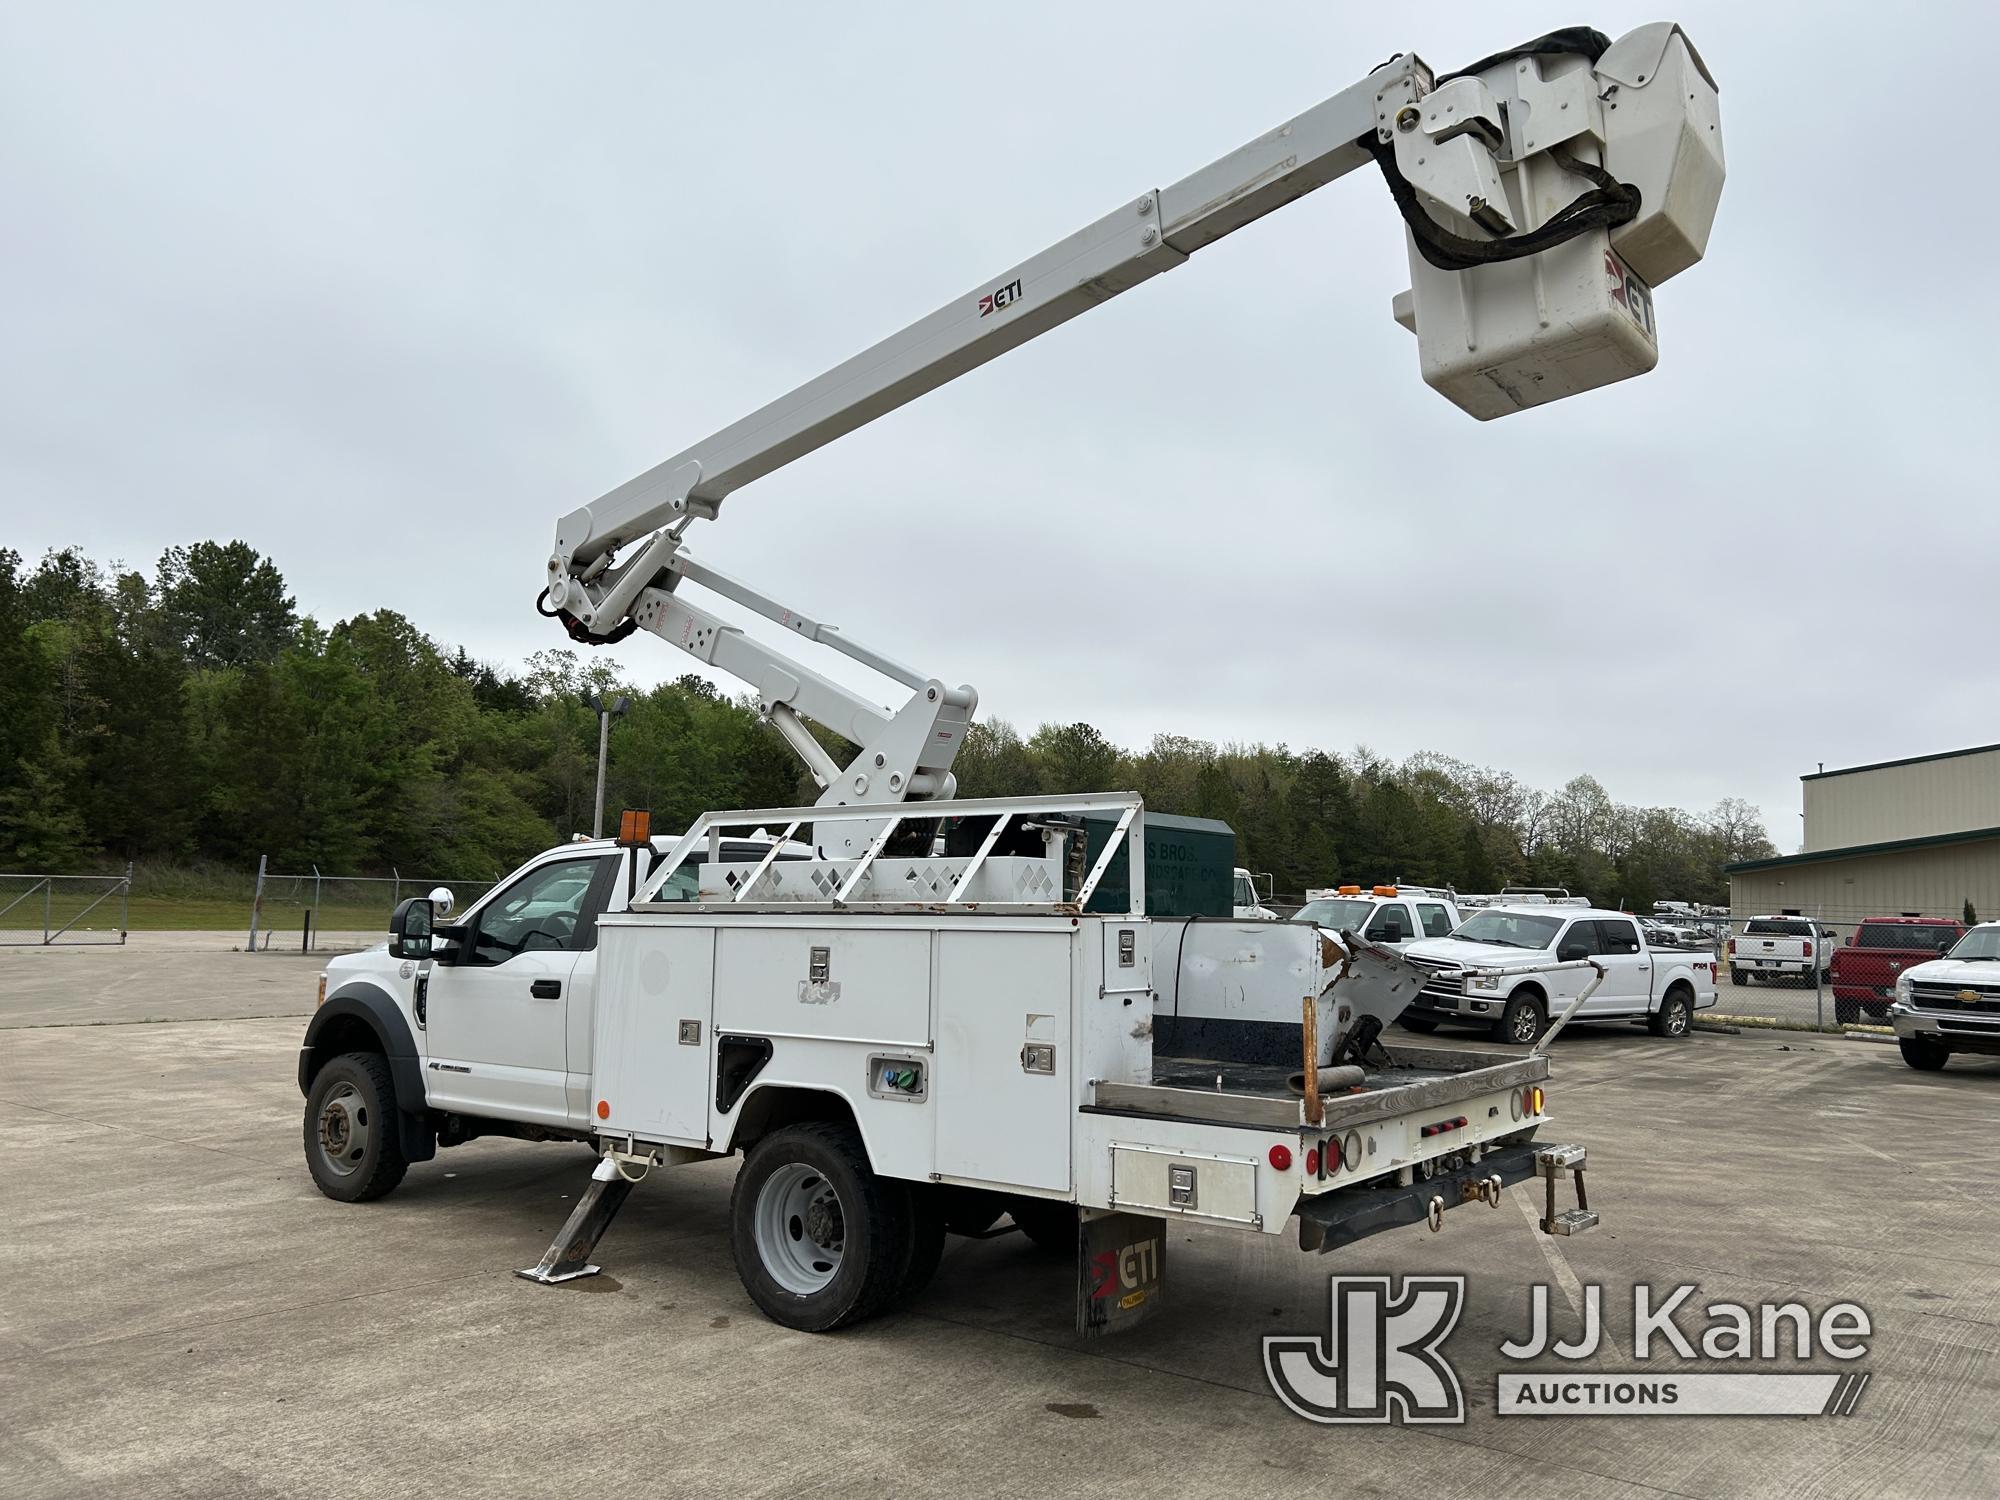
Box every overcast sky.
[7,2,1997,854]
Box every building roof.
[1802,743,2000,782]
[1724,825,2000,874]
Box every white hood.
[1404,936,1552,972]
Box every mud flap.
[1076,1209,1166,1337]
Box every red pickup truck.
[1829,917,1966,1023]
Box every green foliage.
[1966,899,1979,927]
[0,542,1782,904]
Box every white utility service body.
[580,795,1588,1316]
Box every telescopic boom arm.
[542,25,1722,841]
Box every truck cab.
[1232,867,1278,921]
[1292,885,1460,950]
[301,832,807,1155]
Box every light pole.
[584,691,631,838]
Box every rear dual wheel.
[731,1122,931,1332]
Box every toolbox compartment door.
[934,929,1073,1192]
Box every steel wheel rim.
[754,1161,846,1295]
[316,1082,371,1177]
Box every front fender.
[298,982,435,1161]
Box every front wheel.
[1834,995,1860,1025]
[730,1122,913,1332]
[1899,1037,1950,1072]
[1493,993,1547,1046]
[303,1052,409,1203]
[1649,990,1693,1038]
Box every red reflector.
[1268,1144,1293,1171]
[595,1100,610,1120]
[1304,1147,1320,1175]
[1420,1125,1437,1137]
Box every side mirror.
[1557,942,1588,963]
[429,886,456,919]
[389,896,434,960]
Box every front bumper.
[1891,1003,2000,1055]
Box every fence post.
[392,868,400,911]
[248,855,268,952]
[43,877,53,947]
[120,861,133,945]
[1813,907,1825,1030]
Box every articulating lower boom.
[541,25,1723,838]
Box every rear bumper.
[1891,1004,2000,1055]
[1296,1139,1546,1252]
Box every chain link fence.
[247,861,500,953]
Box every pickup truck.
[1728,915,1837,987]
[1399,904,1719,1043]
[1291,885,1461,950]
[1829,917,1966,1023]
[1888,922,2000,1071]
[297,797,1599,1333]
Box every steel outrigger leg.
[516,1155,635,1285]
[1536,1144,1600,1237]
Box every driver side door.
[423,855,610,1127]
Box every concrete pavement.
[2,950,1997,1498]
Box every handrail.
[638,792,1147,915]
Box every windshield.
[1234,874,1257,908]
[1453,910,1564,949]
[1946,928,2000,961]
[1295,898,1375,930]
[1858,923,1958,952]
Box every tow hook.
[1461,1173,1505,1208]
[1536,1144,1599,1236]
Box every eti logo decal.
[978,278,1023,318]
[1263,1275,1465,1424]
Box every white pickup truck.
[298,798,1599,1333]
[1293,885,1462,950]
[1399,904,1718,1043]
[1728,914,1838,987]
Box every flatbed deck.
[1089,1042,1549,1131]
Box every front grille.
[1405,954,1467,1004]
[1909,981,2000,1014]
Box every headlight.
[1893,974,1913,1005]
[1467,973,1503,992]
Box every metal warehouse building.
[1726,744,2000,927]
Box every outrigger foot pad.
[1535,1143,1598,1237]
[516,1156,635,1285]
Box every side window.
[1558,920,1598,957]
[1366,903,1413,942]
[1417,902,1454,938]
[466,858,606,967]
[1594,918,1642,955]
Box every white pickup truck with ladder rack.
[301,22,1724,1333]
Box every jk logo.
[1263,1275,1466,1424]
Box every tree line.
[1,542,1776,903]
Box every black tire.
[896,1189,949,1304]
[1899,1037,1950,1072]
[303,1052,409,1203]
[1648,989,1693,1038]
[1399,1014,1441,1034]
[1006,1197,1079,1257]
[1862,1002,1890,1020]
[729,1121,913,1332]
[1834,994,1860,1025]
[1493,991,1547,1046]
[1730,966,1747,987]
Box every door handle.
[531,979,563,999]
